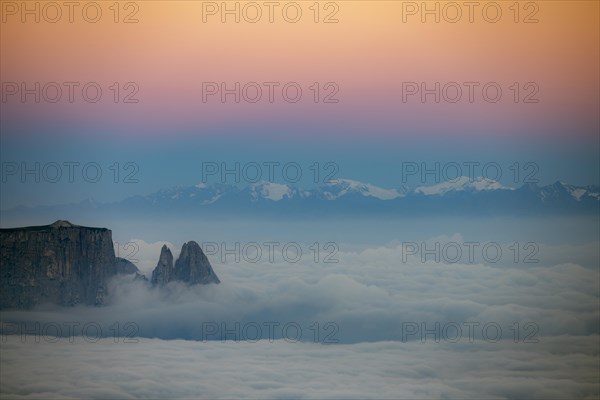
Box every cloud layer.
[1,237,598,398]
[2,239,599,342]
[1,335,598,399]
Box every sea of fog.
[2,336,598,399]
[1,216,598,398]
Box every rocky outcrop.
[0,221,219,308]
[0,220,119,309]
[116,257,148,282]
[116,257,140,275]
[150,245,173,286]
[151,241,219,286]
[174,241,220,284]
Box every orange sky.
[1,1,598,137]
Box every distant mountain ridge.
[2,178,598,221]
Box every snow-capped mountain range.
[414,176,511,195]
[2,178,598,221]
[127,177,598,204]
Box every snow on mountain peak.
[415,176,512,196]
[250,181,293,201]
[570,188,587,201]
[560,183,599,202]
[323,179,403,200]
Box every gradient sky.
[1,0,599,207]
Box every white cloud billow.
[2,237,598,398]
[1,336,598,399]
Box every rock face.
[150,245,173,286]
[0,220,219,308]
[0,220,119,309]
[151,241,220,285]
[174,241,220,284]
[116,257,141,275]
[116,257,148,282]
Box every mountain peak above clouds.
[151,245,174,286]
[174,241,220,284]
[151,242,220,286]
[414,176,511,196]
[321,179,405,200]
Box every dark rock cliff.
[0,220,118,309]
